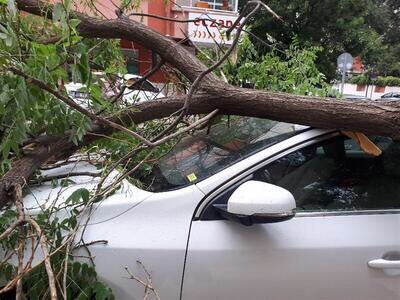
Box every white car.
[65,74,164,108]
[380,92,400,101]
[22,117,400,299]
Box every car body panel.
[182,213,400,300]
[23,160,205,299]
[79,184,205,299]
[183,129,400,300]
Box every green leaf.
[4,263,13,280]
[70,64,82,83]
[69,19,81,30]
[61,178,76,187]
[64,0,71,11]
[72,261,81,278]
[81,263,89,279]
[66,188,90,205]
[0,23,8,34]
[5,35,12,47]
[51,179,58,188]
[52,3,66,23]
[69,215,77,228]
[93,282,114,300]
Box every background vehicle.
[379,92,400,100]
[65,73,164,109]
[22,117,400,299]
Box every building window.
[174,0,238,12]
[121,48,139,75]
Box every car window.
[381,93,392,98]
[68,90,89,99]
[140,117,305,192]
[126,79,158,93]
[392,93,400,98]
[253,135,400,211]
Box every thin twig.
[15,185,25,300]
[62,242,70,300]
[73,239,108,249]
[27,218,58,300]
[124,261,160,300]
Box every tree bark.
[131,90,400,138]
[2,91,400,209]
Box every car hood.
[23,159,152,214]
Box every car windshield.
[141,117,306,192]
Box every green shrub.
[350,75,400,87]
[349,75,369,85]
[375,76,400,87]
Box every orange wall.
[120,40,166,83]
[54,0,180,82]
[148,0,167,34]
[55,0,123,19]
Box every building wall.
[333,83,400,100]
[73,0,121,19]
[351,56,364,74]
[69,0,238,83]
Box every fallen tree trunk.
[132,90,400,138]
[1,91,399,209]
[0,0,399,210]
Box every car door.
[182,134,400,300]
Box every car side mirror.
[213,181,296,226]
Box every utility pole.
[337,53,353,96]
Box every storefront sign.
[188,12,240,45]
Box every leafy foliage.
[349,74,370,85]
[375,76,400,87]
[350,74,400,86]
[0,186,115,299]
[242,0,400,80]
[0,209,18,250]
[0,2,125,173]
[23,260,114,300]
[0,2,131,296]
[224,36,336,97]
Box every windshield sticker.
[187,173,198,182]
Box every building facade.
[85,0,239,83]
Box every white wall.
[333,83,400,100]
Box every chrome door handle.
[368,258,400,269]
